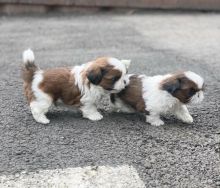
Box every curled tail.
[22,49,38,83]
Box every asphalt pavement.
[0,11,219,187]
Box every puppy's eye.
[188,88,196,97]
[112,76,120,83]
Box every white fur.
[108,58,127,74]
[174,103,193,123]
[30,63,106,123]
[146,113,164,126]
[142,73,202,125]
[71,64,86,93]
[184,71,204,104]
[71,65,105,121]
[185,71,204,89]
[142,74,177,113]
[24,48,129,123]
[23,49,35,63]
[30,70,52,124]
[120,59,131,70]
[107,58,129,92]
[112,77,127,92]
[189,90,204,104]
[111,72,204,126]
[23,49,52,124]
[74,58,131,120]
[142,74,178,126]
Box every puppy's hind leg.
[30,99,52,124]
[29,70,53,124]
[110,94,134,113]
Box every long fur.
[22,49,130,124]
[22,49,38,84]
[111,72,204,126]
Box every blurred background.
[0,1,220,188]
[0,0,220,13]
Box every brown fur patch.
[22,63,38,104]
[23,57,123,107]
[21,64,37,84]
[99,66,122,91]
[160,72,200,103]
[113,75,147,113]
[39,68,81,106]
[86,57,122,91]
[92,57,109,67]
[23,82,35,104]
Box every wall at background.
[0,0,220,13]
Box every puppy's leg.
[28,70,53,124]
[110,94,135,113]
[30,99,52,124]
[174,104,193,124]
[146,112,164,126]
[80,104,103,121]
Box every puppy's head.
[86,57,130,93]
[161,71,205,104]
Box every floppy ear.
[87,66,105,85]
[121,59,131,70]
[162,78,181,94]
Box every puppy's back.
[111,75,146,112]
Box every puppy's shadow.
[47,107,82,121]
[107,111,192,128]
[46,107,191,129]
[162,115,193,128]
[106,111,146,122]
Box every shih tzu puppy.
[22,49,130,124]
[110,71,205,126]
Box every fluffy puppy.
[22,49,130,124]
[110,71,205,126]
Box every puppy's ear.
[121,59,131,70]
[162,78,181,94]
[87,66,105,85]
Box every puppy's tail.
[22,49,38,83]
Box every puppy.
[22,49,130,124]
[110,71,205,126]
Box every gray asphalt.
[0,11,220,187]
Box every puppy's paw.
[109,106,120,113]
[150,119,164,126]
[146,115,164,126]
[181,114,193,124]
[35,115,50,124]
[84,112,103,121]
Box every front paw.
[109,106,120,113]
[180,114,193,124]
[146,116,164,126]
[150,119,164,126]
[35,116,50,124]
[83,112,103,121]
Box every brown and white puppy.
[22,49,130,124]
[110,72,205,126]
